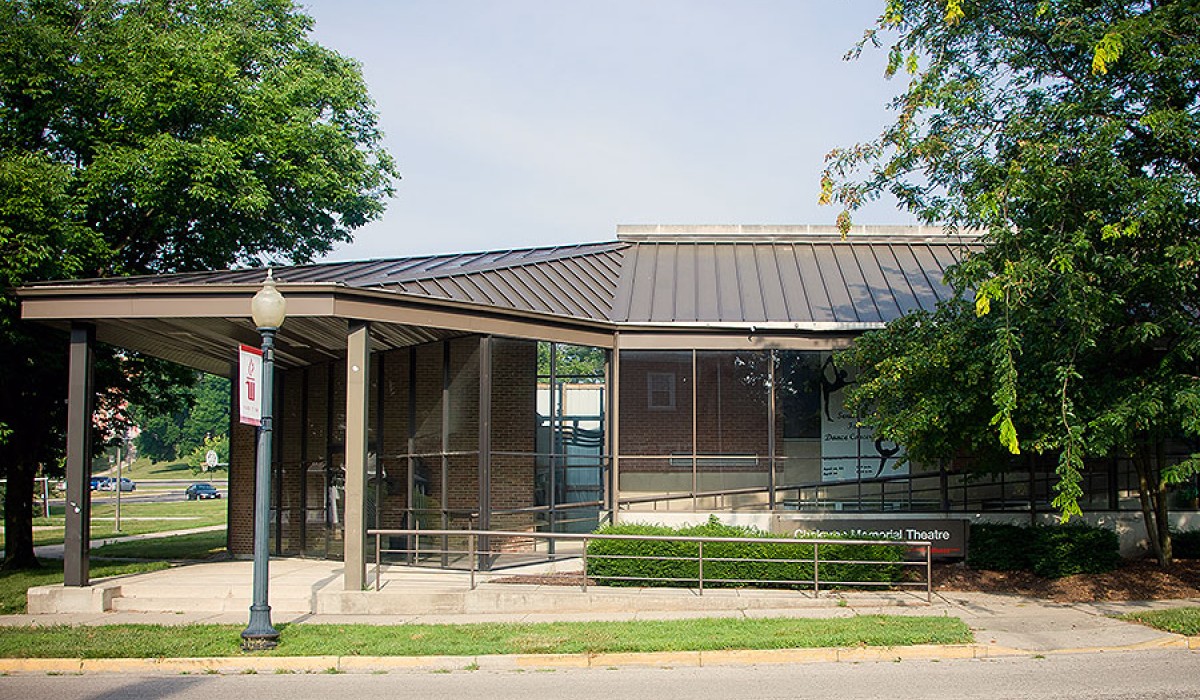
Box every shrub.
[1172,530,1200,559]
[585,517,903,590]
[1030,525,1119,578]
[966,524,1031,571]
[966,522,1120,578]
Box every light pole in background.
[241,270,286,650]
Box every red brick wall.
[228,375,256,557]
[228,336,543,556]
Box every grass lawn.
[3,498,227,550]
[0,561,169,615]
[91,530,227,561]
[0,530,226,614]
[0,616,972,658]
[1118,607,1200,636]
[120,457,224,481]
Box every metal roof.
[23,225,978,329]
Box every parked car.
[185,483,221,500]
[89,477,107,490]
[98,477,135,492]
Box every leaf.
[818,175,833,206]
[1092,31,1123,75]
[998,415,1021,454]
[944,0,965,25]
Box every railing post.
[581,535,588,593]
[470,532,477,591]
[374,532,381,592]
[926,543,933,603]
[698,540,704,594]
[813,542,820,597]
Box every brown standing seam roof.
[24,226,979,328]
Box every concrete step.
[110,595,312,614]
[111,583,315,614]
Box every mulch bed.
[934,557,1200,603]
[492,559,1200,603]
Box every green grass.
[4,499,227,550]
[1118,607,1200,636]
[92,530,227,561]
[0,616,973,658]
[0,561,169,615]
[121,458,214,481]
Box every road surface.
[1,650,1196,700]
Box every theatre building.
[20,225,1196,590]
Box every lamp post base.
[241,605,279,651]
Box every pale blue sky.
[300,1,917,260]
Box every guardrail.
[368,528,933,601]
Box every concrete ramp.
[28,557,930,616]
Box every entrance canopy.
[18,225,975,590]
[20,225,973,373]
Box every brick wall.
[229,335,543,558]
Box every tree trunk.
[1133,450,1167,566]
[1155,440,1173,565]
[1,459,40,570]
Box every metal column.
[343,321,371,591]
[477,336,492,567]
[64,323,95,587]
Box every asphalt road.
[51,480,228,505]
[2,651,1197,700]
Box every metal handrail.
[368,528,933,601]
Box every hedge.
[1172,529,1200,559]
[584,517,903,590]
[966,523,1120,578]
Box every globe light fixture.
[250,269,287,329]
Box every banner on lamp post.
[239,344,263,426]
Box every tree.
[132,373,231,463]
[0,0,397,569]
[824,0,1200,564]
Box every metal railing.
[368,528,933,601]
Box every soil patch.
[934,558,1200,602]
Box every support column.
[64,323,95,587]
[477,336,492,533]
[610,333,620,524]
[343,321,371,591]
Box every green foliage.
[967,523,1120,578]
[185,433,229,475]
[0,0,395,567]
[586,517,903,589]
[536,343,606,381]
[827,1,1200,556]
[134,373,230,463]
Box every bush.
[965,524,1031,571]
[1172,530,1200,559]
[967,522,1120,578]
[585,517,903,590]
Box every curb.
[2,639,1195,675]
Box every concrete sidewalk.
[2,557,1197,673]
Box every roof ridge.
[380,241,628,286]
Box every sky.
[300,1,917,261]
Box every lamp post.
[242,270,286,650]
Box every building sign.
[819,353,907,482]
[238,344,263,426]
[789,518,969,560]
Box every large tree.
[823,0,1200,564]
[0,0,396,569]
